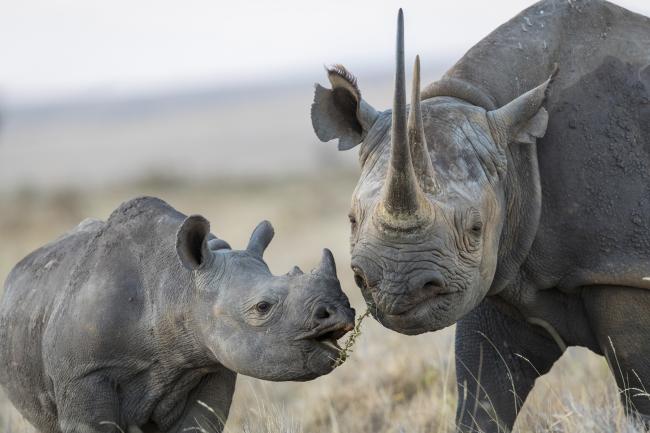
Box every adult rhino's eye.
[255,301,271,314]
[466,208,483,238]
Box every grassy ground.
[0,173,645,433]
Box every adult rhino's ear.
[311,65,379,151]
[487,69,557,147]
[176,215,213,270]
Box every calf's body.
[0,197,354,433]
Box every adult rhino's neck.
[489,141,542,295]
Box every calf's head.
[176,216,354,381]
[311,10,551,335]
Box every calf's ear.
[207,233,231,251]
[487,70,556,147]
[176,215,213,270]
[311,65,379,150]
[246,220,274,258]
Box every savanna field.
[0,173,645,433]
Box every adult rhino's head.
[311,10,552,335]
[175,216,355,381]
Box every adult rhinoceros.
[310,1,650,431]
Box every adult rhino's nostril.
[423,278,444,290]
[352,267,367,289]
[409,271,446,294]
[314,305,331,320]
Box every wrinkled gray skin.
[312,1,650,431]
[0,197,354,433]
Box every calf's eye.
[471,222,483,235]
[256,301,271,314]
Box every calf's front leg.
[172,366,237,433]
[55,374,123,433]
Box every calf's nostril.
[314,305,331,320]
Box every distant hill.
[0,63,448,192]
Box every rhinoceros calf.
[311,0,650,431]
[0,197,354,433]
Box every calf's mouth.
[299,322,354,353]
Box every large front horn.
[381,9,428,222]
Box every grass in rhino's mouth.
[333,308,372,367]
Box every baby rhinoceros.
[0,197,355,433]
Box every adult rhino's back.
[0,218,104,433]
[435,0,650,105]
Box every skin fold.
[311,1,650,431]
[0,197,355,433]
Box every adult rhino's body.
[434,0,650,297]
[311,1,650,431]
[0,197,354,433]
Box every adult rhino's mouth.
[361,280,457,316]
[368,290,463,335]
[354,264,455,315]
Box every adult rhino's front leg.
[455,300,563,433]
[584,286,650,421]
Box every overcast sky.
[2,0,649,104]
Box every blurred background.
[2,1,650,432]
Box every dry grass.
[0,174,647,433]
[333,308,372,368]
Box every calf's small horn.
[317,248,337,276]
